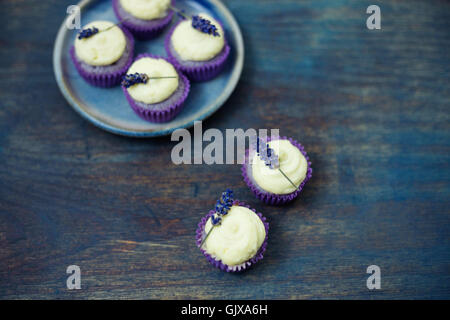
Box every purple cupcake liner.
[165,19,230,82]
[242,136,313,205]
[121,53,190,123]
[112,0,174,40]
[196,200,269,272]
[70,26,134,88]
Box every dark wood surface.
[0,0,449,299]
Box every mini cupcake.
[196,189,269,272]
[242,137,313,205]
[112,0,174,40]
[165,13,230,82]
[121,53,190,122]
[70,20,134,87]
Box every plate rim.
[53,0,244,138]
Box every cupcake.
[165,13,230,81]
[196,190,269,272]
[70,20,134,87]
[242,136,313,205]
[112,0,174,40]
[121,53,190,123]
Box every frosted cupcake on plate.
[121,53,190,122]
[242,137,313,205]
[112,0,174,40]
[196,189,269,272]
[70,20,134,87]
[165,13,230,81]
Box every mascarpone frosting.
[251,139,308,194]
[75,21,126,66]
[171,13,225,61]
[204,205,266,266]
[126,57,179,104]
[119,0,171,20]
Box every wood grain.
[0,0,449,299]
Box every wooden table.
[0,0,449,299]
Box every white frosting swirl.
[251,139,308,194]
[126,57,179,104]
[119,0,170,20]
[204,205,266,266]
[74,21,126,66]
[171,13,225,61]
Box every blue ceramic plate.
[53,0,243,137]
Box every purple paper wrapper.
[196,200,269,272]
[121,53,190,123]
[242,136,313,205]
[112,0,174,40]
[70,26,134,88]
[165,19,230,82]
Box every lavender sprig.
[191,15,220,37]
[121,73,149,88]
[170,5,220,37]
[77,19,130,40]
[200,189,234,248]
[254,138,280,169]
[214,189,234,217]
[78,27,98,39]
[253,137,298,190]
[121,73,177,88]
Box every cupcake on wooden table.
[165,11,230,81]
[70,20,134,87]
[112,0,174,40]
[196,189,269,272]
[121,53,190,123]
[242,137,313,205]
